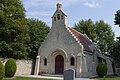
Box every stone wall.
[15,60,35,75]
[0,58,34,75]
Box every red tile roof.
[67,27,92,52]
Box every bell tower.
[57,3,62,10]
[52,3,67,26]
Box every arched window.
[44,58,47,66]
[54,17,56,21]
[70,57,74,66]
[61,15,63,19]
[57,14,60,20]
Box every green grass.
[98,76,120,80]
[3,77,53,80]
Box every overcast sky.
[22,0,120,38]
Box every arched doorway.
[55,55,64,74]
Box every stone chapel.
[34,3,114,77]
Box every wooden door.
[55,55,64,74]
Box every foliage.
[74,19,96,41]
[0,0,50,59]
[27,18,50,59]
[0,0,30,59]
[0,61,4,80]
[114,10,120,27]
[96,63,107,78]
[95,20,115,53]
[5,58,17,77]
[74,19,115,54]
[111,41,120,63]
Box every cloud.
[83,1,101,8]
[22,0,81,26]
[22,0,102,26]
[23,0,80,8]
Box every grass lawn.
[98,76,120,80]
[4,77,53,80]
[98,77,120,80]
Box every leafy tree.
[113,10,120,66]
[27,18,50,59]
[95,20,115,53]
[74,19,115,54]
[111,41,120,63]
[74,19,97,42]
[114,10,120,27]
[0,0,30,59]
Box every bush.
[5,58,17,77]
[96,63,107,77]
[0,61,4,80]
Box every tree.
[111,41,120,63]
[74,19,115,54]
[0,0,30,59]
[27,18,50,59]
[114,10,120,42]
[74,19,97,42]
[95,20,115,53]
[114,10,120,27]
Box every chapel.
[34,3,114,77]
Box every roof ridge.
[83,34,92,42]
[52,9,67,18]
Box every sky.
[22,0,120,38]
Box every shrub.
[0,61,4,80]
[96,63,107,77]
[5,58,17,77]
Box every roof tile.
[67,27,93,52]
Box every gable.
[52,10,67,18]
[38,24,84,57]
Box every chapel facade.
[34,3,114,77]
